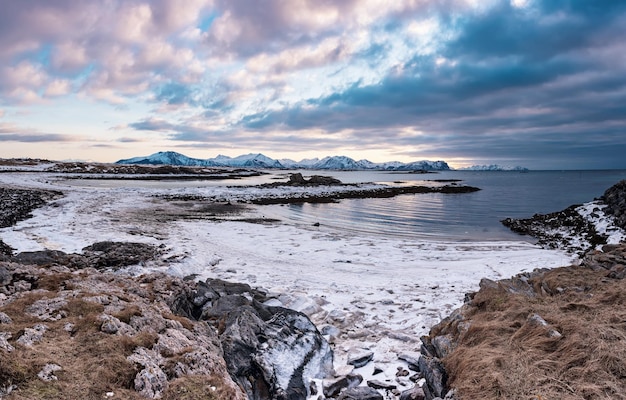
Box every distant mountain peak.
[116,151,451,171]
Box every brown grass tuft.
[444,266,626,400]
[112,304,142,324]
[162,375,239,400]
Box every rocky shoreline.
[501,180,626,255]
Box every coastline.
[0,167,577,397]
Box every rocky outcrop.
[502,180,626,255]
[501,204,604,254]
[5,241,164,270]
[169,278,334,400]
[252,184,480,205]
[0,261,246,399]
[0,187,63,229]
[601,180,626,229]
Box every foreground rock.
[170,278,334,399]
[419,243,626,399]
[0,258,335,399]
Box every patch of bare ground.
[428,262,626,400]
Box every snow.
[577,201,626,246]
[0,169,577,391]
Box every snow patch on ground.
[577,201,626,246]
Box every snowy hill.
[210,153,284,168]
[116,151,450,171]
[116,151,221,167]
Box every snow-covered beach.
[0,167,579,392]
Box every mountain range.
[116,151,451,171]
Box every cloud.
[1,0,626,168]
[222,0,626,168]
[0,124,77,142]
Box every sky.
[1,0,626,169]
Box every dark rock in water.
[263,173,343,187]
[337,386,384,400]
[307,175,342,185]
[323,373,363,398]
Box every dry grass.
[162,375,239,400]
[0,268,241,400]
[444,266,626,400]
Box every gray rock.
[221,304,333,400]
[323,373,363,398]
[337,386,384,400]
[418,356,447,400]
[16,324,48,347]
[399,354,421,371]
[100,314,123,334]
[432,335,455,358]
[37,364,62,381]
[0,312,12,324]
[367,379,397,390]
[134,365,168,399]
[0,332,14,352]
[400,385,426,400]
[348,351,374,368]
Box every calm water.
[262,170,626,241]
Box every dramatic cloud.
[1,0,625,168]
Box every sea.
[260,169,626,241]
[66,169,626,242]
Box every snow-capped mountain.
[210,153,284,168]
[115,151,451,171]
[460,164,529,171]
[279,158,319,168]
[312,156,363,170]
[116,151,221,167]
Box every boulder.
[337,386,384,400]
[323,374,363,398]
[221,304,334,400]
[348,351,374,368]
[418,355,447,400]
